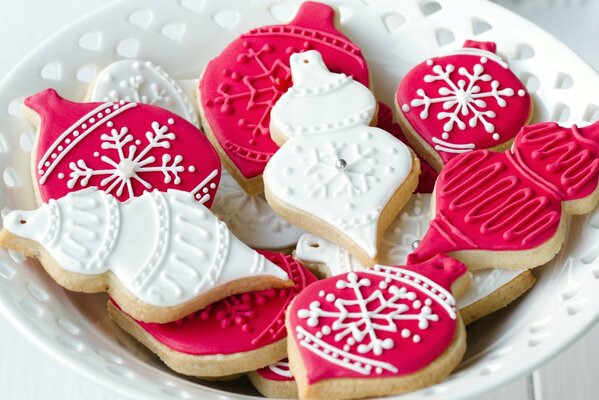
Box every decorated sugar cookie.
[107,252,317,377]
[396,40,532,171]
[286,255,470,399]
[264,50,419,267]
[377,103,438,193]
[294,194,535,325]
[198,1,370,194]
[88,59,199,126]
[24,89,219,205]
[0,188,290,323]
[212,169,304,250]
[408,120,599,270]
[248,359,297,399]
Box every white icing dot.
[114,104,120,110]
[318,290,325,297]
[105,108,111,114]
[73,131,80,137]
[480,56,488,63]
[202,188,209,194]
[39,170,44,175]
[413,335,421,343]
[82,124,87,129]
[343,345,350,352]
[209,183,216,189]
[57,173,64,179]
[376,367,382,374]
[401,329,410,338]
[315,332,323,339]
[379,281,388,290]
[195,194,202,200]
[57,145,63,151]
[65,138,71,144]
[51,153,57,159]
[97,112,103,118]
[442,132,449,140]
[93,151,100,157]
[135,139,141,145]
[44,161,50,167]
[322,326,331,335]
[188,166,196,172]
[492,133,500,140]
[347,338,356,345]
[89,118,96,124]
[325,293,335,302]
[518,89,526,97]
[426,59,433,66]
[107,121,114,127]
[119,100,126,105]
[402,104,410,112]
[168,118,175,124]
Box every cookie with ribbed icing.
[24,89,219,206]
[0,188,290,323]
[107,252,316,377]
[395,40,532,172]
[294,193,535,325]
[407,120,599,270]
[286,254,470,399]
[198,1,370,194]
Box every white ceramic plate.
[0,0,598,399]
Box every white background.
[0,0,598,399]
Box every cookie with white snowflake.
[87,59,199,126]
[248,359,298,399]
[107,252,317,376]
[395,40,532,171]
[198,1,370,195]
[294,194,536,325]
[23,89,219,205]
[212,169,304,250]
[0,188,291,323]
[264,50,419,267]
[286,254,470,399]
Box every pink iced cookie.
[377,102,438,193]
[408,120,599,270]
[396,40,532,171]
[198,1,369,194]
[248,359,297,399]
[108,251,318,377]
[25,89,220,205]
[286,255,469,399]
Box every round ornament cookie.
[0,188,290,323]
[107,252,317,377]
[248,359,298,399]
[407,120,599,270]
[294,193,535,325]
[396,40,532,171]
[88,59,199,126]
[212,169,304,250]
[198,1,370,194]
[24,89,219,205]
[286,255,470,399]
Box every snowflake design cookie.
[88,60,198,126]
[408,120,599,270]
[0,188,290,323]
[212,169,304,250]
[396,40,531,171]
[287,255,468,399]
[198,1,369,194]
[265,50,418,267]
[107,252,316,377]
[24,89,220,205]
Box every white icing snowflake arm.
[3,188,289,307]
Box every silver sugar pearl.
[335,159,348,171]
[412,240,421,250]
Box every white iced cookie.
[88,60,199,126]
[212,169,304,250]
[0,188,290,323]
[294,194,534,324]
[264,50,419,267]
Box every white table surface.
[0,1,598,399]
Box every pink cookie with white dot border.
[395,40,532,172]
[286,254,470,399]
[24,88,221,205]
[248,359,298,399]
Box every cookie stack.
[2,1,598,399]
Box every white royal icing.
[212,169,304,249]
[3,188,288,307]
[270,50,376,140]
[294,194,527,309]
[89,60,199,127]
[265,50,413,260]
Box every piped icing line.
[446,48,509,69]
[25,89,221,205]
[2,188,289,308]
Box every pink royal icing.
[257,359,295,382]
[396,41,531,166]
[116,251,317,355]
[377,102,438,193]
[289,255,466,383]
[199,2,369,180]
[26,89,221,205]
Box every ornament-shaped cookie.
[198,1,370,194]
[408,120,599,270]
[264,50,419,267]
[286,255,469,399]
[107,252,316,377]
[396,40,532,171]
[0,188,290,323]
[294,194,535,325]
[24,89,219,205]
